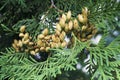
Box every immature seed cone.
[19,33,24,37]
[60,35,64,41]
[78,14,87,23]
[40,47,45,51]
[50,42,55,48]
[92,29,97,35]
[51,42,59,48]
[59,18,65,27]
[68,20,73,30]
[82,25,87,31]
[12,43,18,50]
[23,33,29,40]
[59,31,66,41]
[23,39,29,45]
[54,43,59,48]
[61,31,66,37]
[62,13,66,21]
[30,50,36,55]
[28,42,34,46]
[35,48,39,53]
[37,40,43,47]
[67,11,71,20]
[65,24,69,32]
[20,25,26,33]
[55,37,60,43]
[56,23,62,31]
[87,34,93,39]
[52,34,56,42]
[78,14,84,23]
[73,19,79,30]
[44,35,51,40]
[46,47,50,52]
[55,29,61,36]
[61,41,67,48]
[80,38,87,42]
[82,7,88,16]
[14,39,18,45]
[18,40,23,47]
[38,34,44,39]
[42,28,49,36]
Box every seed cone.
[62,13,66,21]
[14,39,18,45]
[23,33,29,40]
[52,35,56,42]
[35,48,39,53]
[20,25,26,33]
[61,41,67,47]
[37,40,42,47]
[18,40,23,47]
[87,34,93,39]
[38,34,44,39]
[55,29,61,35]
[82,25,87,31]
[23,39,29,45]
[78,14,88,24]
[46,47,50,52]
[56,23,62,31]
[73,19,79,30]
[19,33,24,37]
[12,43,18,50]
[30,50,36,55]
[82,7,88,16]
[44,35,51,40]
[42,28,49,36]
[68,21,73,30]
[65,24,69,32]
[40,47,45,51]
[28,42,34,46]
[67,11,71,20]
[76,24,97,42]
[59,18,65,27]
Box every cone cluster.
[57,11,79,33]
[12,26,35,55]
[36,28,67,52]
[55,7,97,42]
[12,26,67,55]
[76,7,97,42]
[12,7,98,55]
[75,24,97,42]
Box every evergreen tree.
[0,0,120,80]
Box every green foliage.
[0,37,87,80]
[0,0,120,80]
[88,35,120,80]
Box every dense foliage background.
[0,0,120,80]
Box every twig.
[40,0,62,22]
[51,0,62,12]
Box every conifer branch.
[0,0,120,80]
